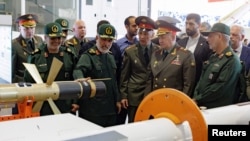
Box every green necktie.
[162,50,168,60]
[144,47,149,65]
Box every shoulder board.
[66,41,74,46]
[88,48,101,55]
[12,38,18,43]
[225,51,233,57]
[126,44,136,51]
[179,46,188,51]
[65,47,73,53]
[64,41,74,47]
[32,48,41,54]
[176,46,190,53]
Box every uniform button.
[154,84,158,87]
[163,85,166,88]
[155,78,158,81]
[164,78,167,81]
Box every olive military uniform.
[193,47,241,108]
[120,16,159,123]
[145,45,196,96]
[144,16,196,97]
[12,35,43,82]
[12,14,43,83]
[66,36,88,57]
[120,43,159,105]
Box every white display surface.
[0,114,103,141]
[0,15,12,84]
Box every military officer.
[193,23,241,109]
[24,22,77,115]
[151,16,181,45]
[144,17,196,97]
[55,18,77,57]
[73,24,121,127]
[66,20,88,57]
[120,16,159,123]
[12,14,43,83]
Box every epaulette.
[225,51,233,57]
[65,47,73,53]
[125,44,136,51]
[65,41,74,46]
[88,48,100,55]
[108,50,112,54]
[32,48,41,54]
[177,46,189,52]
[12,38,18,43]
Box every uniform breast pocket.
[93,62,103,74]
[37,64,48,73]
[208,66,221,82]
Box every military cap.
[155,17,181,36]
[157,16,180,26]
[54,18,72,31]
[201,22,230,36]
[44,22,63,37]
[16,14,38,27]
[135,16,157,31]
[98,23,116,39]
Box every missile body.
[0,81,106,103]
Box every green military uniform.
[73,24,120,127]
[144,45,196,96]
[12,14,43,83]
[61,40,77,58]
[24,22,77,115]
[193,47,241,108]
[54,18,78,58]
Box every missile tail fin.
[23,63,43,84]
[46,57,63,85]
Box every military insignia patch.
[89,48,95,54]
[153,61,158,67]
[60,51,64,56]
[73,38,77,45]
[171,55,181,65]
[191,61,195,66]
[225,51,232,57]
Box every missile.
[0,80,106,103]
[0,57,107,116]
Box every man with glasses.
[193,23,241,109]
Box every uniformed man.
[66,20,88,57]
[193,23,241,109]
[151,16,181,45]
[144,17,196,97]
[24,22,77,115]
[12,14,43,83]
[120,16,159,123]
[73,24,121,127]
[55,18,77,57]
